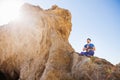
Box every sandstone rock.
[0,3,120,80]
[0,3,73,80]
[72,54,113,80]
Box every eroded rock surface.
[0,3,120,80]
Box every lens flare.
[0,0,24,25]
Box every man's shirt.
[84,43,95,52]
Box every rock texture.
[0,3,120,80]
[72,54,120,80]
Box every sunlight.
[0,0,24,25]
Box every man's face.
[87,39,91,43]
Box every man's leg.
[80,52,88,56]
[87,50,94,56]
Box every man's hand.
[83,48,88,51]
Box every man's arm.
[83,47,86,51]
[83,44,87,51]
[90,44,96,51]
[92,47,96,51]
[83,47,88,51]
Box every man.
[80,38,96,56]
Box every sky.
[0,0,120,65]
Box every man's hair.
[87,38,91,41]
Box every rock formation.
[0,3,120,80]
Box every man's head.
[87,38,91,43]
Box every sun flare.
[0,0,24,25]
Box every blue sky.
[3,0,120,64]
[23,0,120,65]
